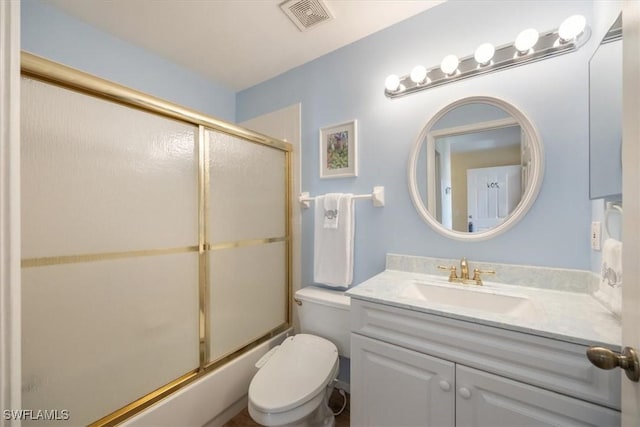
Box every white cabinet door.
[455,365,620,427]
[351,334,455,427]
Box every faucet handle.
[472,268,495,285]
[438,265,458,282]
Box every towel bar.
[299,186,385,208]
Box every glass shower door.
[205,130,289,363]
[21,77,200,426]
[20,54,292,426]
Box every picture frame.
[319,119,358,179]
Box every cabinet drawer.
[456,365,620,426]
[351,300,620,409]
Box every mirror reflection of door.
[467,165,521,232]
[430,121,523,232]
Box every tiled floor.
[223,389,350,426]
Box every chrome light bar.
[384,15,591,99]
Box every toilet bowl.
[248,287,350,427]
[248,334,339,426]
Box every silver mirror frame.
[408,96,544,241]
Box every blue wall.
[21,0,615,282]
[21,0,236,122]
[237,0,600,286]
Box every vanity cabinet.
[350,299,621,427]
[351,334,454,426]
[455,365,617,426]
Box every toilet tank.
[294,286,351,358]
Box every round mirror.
[408,96,544,241]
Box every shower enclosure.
[20,53,291,426]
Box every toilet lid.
[249,334,338,414]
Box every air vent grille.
[280,0,333,32]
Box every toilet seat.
[249,334,338,416]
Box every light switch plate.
[591,221,602,251]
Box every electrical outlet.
[591,221,602,251]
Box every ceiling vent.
[280,0,333,32]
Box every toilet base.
[301,387,335,427]
[249,386,335,427]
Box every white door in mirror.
[467,165,521,232]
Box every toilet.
[248,286,351,427]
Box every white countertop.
[346,269,621,349]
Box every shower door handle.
[586,346,640,382]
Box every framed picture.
[319,119,358,179]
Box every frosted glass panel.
[21,77,198,258]
[207,131,286,243]
[22,253,199,426]
[208,242,287,361]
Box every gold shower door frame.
[20,52,293,426]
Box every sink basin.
[400,281,537,317]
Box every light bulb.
[515,28,539,53]
[385,74,400,92]
[559,14,586,42]
[474,43,495,65]
[440,55,459,75]
[410,65,428,84]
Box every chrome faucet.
[460,257,469,280]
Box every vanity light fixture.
[558,14,587,42]
[514,28,539,54]
[384,14,590,98]
[410,65,428,84]
[474,43,495,66]
[440,55,460,76]
[384,74,401,92]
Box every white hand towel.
[323,193,341,229]
[314,193,355,288]
[594,238,623,317]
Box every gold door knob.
[586,346,640,382]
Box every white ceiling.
[46,0,445,91]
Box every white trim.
[621,0,640,423]
[428,117,519,140]
[0,1,21,425]
[408,96,544,242]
